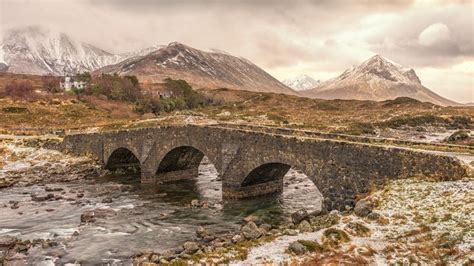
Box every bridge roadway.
[61,124,468,210]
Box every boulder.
[259,223,272,233]
[367,211,381,220]
[0,236,18,247]
[309,213,340,231]
[231,234,243,243]
[182,241,199,255]
[288,241,307,255]
[80,209,117,223]
[291,209,309,224]
[31,193,55,202]
[297,220,313,233]
[354,199,374,217]
[196,226,209,238]
[241,222,262,240]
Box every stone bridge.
[61,124,468,210]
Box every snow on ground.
[235,178,474,265]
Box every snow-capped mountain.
[282,74,321,91]
[0,26,159,76]
[301,55,458,106]
[97,42,296,95]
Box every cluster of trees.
[136,78,211,115]
[83,74,142,102]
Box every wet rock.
[0,236,18,248]
[190,199,208,208]
[44,186,63,192]
[288,241,307,255]
[81,210,96,223]
[101,197,113,203]
[297,220,313,233]
[291,209,309,224]
[354,199,374,217]
[160,250,177,261]
[196,226,209,238]
[243,215,262,224]
[259,223,272,233]
[367,211,381,220]
[80,209,116,223]
[241,222,262,240]
[182,241,199,255]
[9,201,19,209]
[203,235,215,242]
[150,254,160,263]
[31,193,55,202]
[283,229,298,236]
[231,234,243,243]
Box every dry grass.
[199,88,474,133]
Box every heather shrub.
[2,80,36,100]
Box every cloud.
[418,23,451,46]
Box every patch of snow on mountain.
[0,26,162,76]
[282,74,321,91]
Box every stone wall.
[62,124,469,210]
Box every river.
[0,149,322,264]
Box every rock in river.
[291,209,309,224]
[241,222,262,240]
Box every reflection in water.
[0,157,322,264]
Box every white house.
[60,76,87,91]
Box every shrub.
[378,115,446,128]
[345,122,376,135]
[2,80,36,100]
[42,75,61,93]
[2,107,28,113]
[86,74,142,102]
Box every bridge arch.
[154,145,219,183]
[231,160,323,207]
[105,147,141,174]
[241,162,291,187]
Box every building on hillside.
[60,76,87,91]
[142,83,175,99]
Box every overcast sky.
[1,0,473,103]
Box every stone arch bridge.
[61,125,468,210]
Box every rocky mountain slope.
[0,26,158,76]
[282,74,320,91]
[96,42,296,95]
[301,55,458,106]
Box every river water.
[0,155,322,264]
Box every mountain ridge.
[301,55,458,106]
[96,42,296,95]
[0,26,159,76]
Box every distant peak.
[168,41,183,46]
